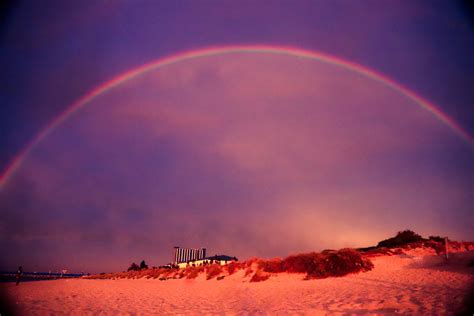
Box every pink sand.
[3,250,473,315]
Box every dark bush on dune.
[244,268,254,277]
[127,260,148,272]
[205,264,223,280]
[250,271,270,282]
[127,262,140,271]
[258,249,373,280]
[282,253,319,274]
[428,235,445,243]
[321,249,373,278]
[258,258,284,273]
[226,261,243,275]
[140,260,148,270]
[376,230,424,248]
[358,247,403,257]
[183,266,204,279]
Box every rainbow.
[1,45,473,188]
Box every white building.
[176,255,238,269]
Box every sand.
[3,250,473,315]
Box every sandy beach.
[2,249,473,315]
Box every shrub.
[149,268,166,279]
[282,252,321,274]
[250,272,270,282]
[140,260,148,270]
[258,258,284,273]
[277,249,373,280]
[184,266,204,279]
[376,230,424,248]
[244,258,259,268]
[127,262,140,271]
[360,247,395,257]
[428,236,445,243]
[226,261,242,275]
[424,239,444,254]
[206,264,223,280]
[316,248,373,278]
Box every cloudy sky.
[0,1,473,273]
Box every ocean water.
[0,272,84,283]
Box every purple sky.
[0,1,473,273]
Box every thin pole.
[444,237,449,260]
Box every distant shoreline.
[0,272,84,283]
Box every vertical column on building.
[173,247,210,264]
[174,247,179,264]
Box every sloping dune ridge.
[2,246,473,315]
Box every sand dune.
[2,249,473,315]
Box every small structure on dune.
[173,246,237,268]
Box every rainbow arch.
[1,45,473,188]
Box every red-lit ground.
[3,249,473,315]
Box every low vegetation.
[87,249,373,282]
[254,248,374,280]
[206,264,223,280]
[127,260,148,272]
[376,230,424,248]
[358,230,474,256]
[85,230,473,283]
[249,271,270,282]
